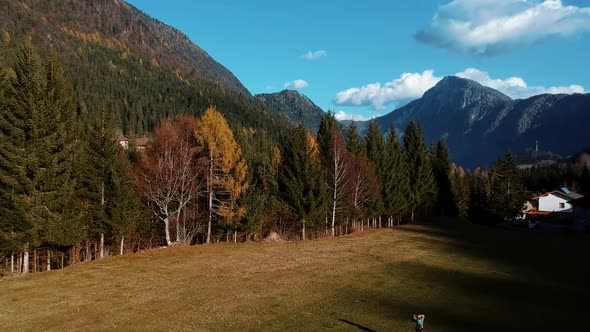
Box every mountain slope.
[363,76,590,168]
[0,0,291,139]
[256,90,326,133]
[2,0,248,95]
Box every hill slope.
[1,221,588,331]
[365,76,590,168]
[256,89,327,133]
[0,0,291,138]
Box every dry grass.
[0,220,587,331]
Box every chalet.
[117,135,149,151]
[533,187,584,213]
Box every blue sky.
[125,0,590,120]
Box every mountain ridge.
[358,76,590,168]
[256,89,327,133]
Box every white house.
[534,188,584,213]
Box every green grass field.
[0,219,587,331]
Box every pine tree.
[0,40,80,272]
[403,121,437,222]
[490,152,526,221]
[346,122,364,157]
[281,123,327,240]
[382,126,410,225]
[365,120,385,219]
[433,139,455,216]
[316,112,338,166]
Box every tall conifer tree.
[403,121,437,222]
[433,139,455,216]
[382,126,410,225]
[281,123,327,240]
[365,120,385,218]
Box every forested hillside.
[0,0,291,138]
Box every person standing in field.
[412,314,425,331]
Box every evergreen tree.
[433,139,455,216]
[0,40,80,272]
[78,110,135,258]
[365,120,385,218]
[316,112,338,166]
[489,152,526,221]
[403,121,437,222]
[280,123,327,240]
[468,168,491,221]
[382,126,410,225]
[346,122,364,157]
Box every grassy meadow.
[0,219,587,331]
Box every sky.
[125,0,590,121]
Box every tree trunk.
[10,254,14,274]
[302,219,306,241]
[234,230,237,243]
[120,237,124,255]
[331,199,336,237]
[164,217,172,246]
[47,250,51,271]
[411,208,415,222]
[23,249,29,275]
[206,157,213,244]
[378,216,382,228]
[61,252,64,269]
[99,233,105,259]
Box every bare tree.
[134,117,204,246]
[328,133,351,237]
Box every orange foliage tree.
[195,106,248,244]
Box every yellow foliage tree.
[195,106,248,243]
[2,31,10,45]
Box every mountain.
[363,76,590,169]
[256,90,327,133]
[0,0,291,139]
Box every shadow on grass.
[338,319,377,332]
[338,259,583,332]
[334,219,589,332]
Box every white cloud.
[284,79,309,89]
[333,70,442,110]
[302,50,328,60]
[416,0,590,56]
[334,68,585,109]
[334,111,374,121]
[455,68,585,98]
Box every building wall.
[538,194,573,213]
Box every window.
[559,203,565,209]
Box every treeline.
[1,41,529,276]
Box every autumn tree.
[135,116,202,246]
[347,154,379,228]
[195,106,248,244]
[281,123,327,240]
[450,164,470,217]
[404,121,437,222]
